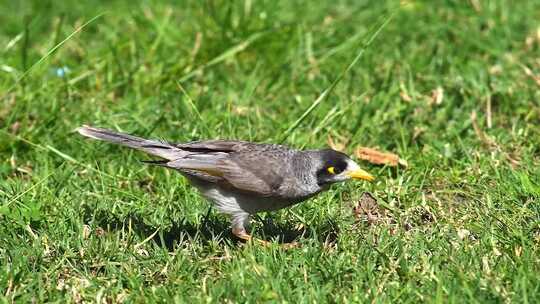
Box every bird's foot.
[232,227,299,248]
[232,227,270,246]
[232,227,252,241]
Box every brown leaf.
[355,147,408,167]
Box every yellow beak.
[347,168,375,181]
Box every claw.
[232,228,269,246]
[232,227,251,241]
[232,228,298,248]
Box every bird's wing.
[166,142,291,197]
[175,140,249,153]
[217,150,288,197]
[223,157,284,196]
[78,128,292,192]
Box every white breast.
[196,183,307,215]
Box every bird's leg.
[231,213,270,245]
[231,212,253,241]
[232,227,252,241]
[230,213,300,248]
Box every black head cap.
[315,149,351,185]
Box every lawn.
[1,0,540,302]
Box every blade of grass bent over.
[279,13,395,144]
[2,13,105,101]
[178,31,267,83]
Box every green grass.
[1,0,540,302]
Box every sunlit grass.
[1,0,539,302]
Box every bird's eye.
[327,166,335,174]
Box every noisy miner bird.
[77,125,374,241]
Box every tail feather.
[77,125,185,160]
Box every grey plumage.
[77,125,373,240]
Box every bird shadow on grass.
[88,208,340,250]
[254,216,340,245]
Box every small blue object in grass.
[52,66,70,78]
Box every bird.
[77,125,374,242]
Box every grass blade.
[2,13,105,100]
[279,13,395,143]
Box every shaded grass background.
[1,0,539,302]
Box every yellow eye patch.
[327,166,335,174]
